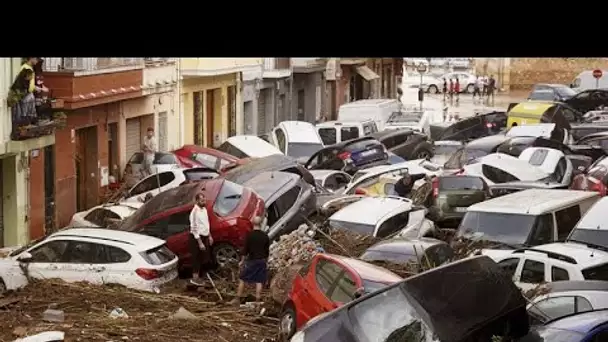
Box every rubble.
[268,224,324,271]
[316,229,382,258]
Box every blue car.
[534,310,608,341]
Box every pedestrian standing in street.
[473,76,482,102]
[442,78,447,102]
[482,76,488,97]
[448,79,454,104]
[141,127,156,178]
[230,216,270,305]
[189,193,213,286]
[454,78,461,104]
[487,75,496,105]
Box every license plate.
[454,207,468,213]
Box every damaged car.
[360,237,454,269]
[69,202,142,228]
[304,137,389,175]
[0,229,178,294]
[243,171,316,240]
[222,154,315,187]
[290,255,531,342]
[309,170,351,192]
[370,129,434,160]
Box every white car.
[217,135,283,159]
[461,153,549,185]
[270,121,325,162]
[439,71,477,93]
[69,202,142,228]
[401,72,443,94]
[329,196,434,238]
[0,228,179,294]
[126,152,181,179]
[518,147,574,186]
[483,242,608,291]
[384,109,445,134]
[122,167,219,204]
[343,159,443,194]
[567,197,608,250]
[309,170,351,191]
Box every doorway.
[107,123,118,180]
[244,101,253,134]
[43,146,56,233]
[227,85,237,137]
[297,89,305,121]
[75,126,98,212]
[329,81,337,120]
[193,91,203,145]
[205,89,215,147]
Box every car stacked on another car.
[371,129,433,160]
[304,136,389,175]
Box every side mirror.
[17,252,32,263]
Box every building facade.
[42,58,180,229]
[180,58,258,147]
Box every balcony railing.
[42,58,145,74]
[262,58,292,78]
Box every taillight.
[588,177,607,196]
[432,177,439,198]
[354,188,368,195]
[136,268,160,280]
[338,152,351,160]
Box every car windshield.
[362,279,391,295]
[388,111,423,123]
[388,153,406,164]
[439,176,484,190]
[287,142,323,159]
[213,180,245,216]
[9,236,47,257]
[555,86,576,97]
[140,245,176,265]
[360,250,418,264]
[444,148,488,169]
[529,90,556,101]
[568,229,608,251]
[330,219,376,236]
[348,285,438,342]
[456,211,537,246]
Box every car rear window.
[482,164,520,183]
[583,263,608,281]
[439,176,484,190]
[213,180,245,216]
[344,139,382,152]
[140,245,175,265]
[154,153,178,164]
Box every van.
[338,99,401,131]
[506,101,575,130]
[384,109,445,134]
[270,121,324,162]
[316,120,378,145]
[571,70,608,92]
[457,189,600,248]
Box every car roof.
[52,228,164,251]
[489,180,565,190]
[509,102,555,115]
[466,135,510,150]
[316,120,373,128]
[340,99,398,107]
[102,204,139,218]
[506,124,556,139]
[575,197,608,231]
[243,171,299,202]
[330,136,378,149]
[522,242,608,268]
[472,153,549,180]
[545,280,608,293]
[176,145,239,161]
[467,189,598,215]
[329,254,403,283]
[544,309,608,333]
[278,121,320,143]
[225,135,282,156]
[223,154,299,182]
[371,129,416,140]
[309,169,345,180]
[330,197,412,225]
[365,238,446,255]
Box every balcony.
[262,58,291,78]
[142,58,178,96]
[180,58,261,77]
[292,58,327,73]
[42,58,144,109]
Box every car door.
[298,257,342,322]
[268,185,302,238]
[96,244,133,287]
[163,211,191,266]
[126,171,177,201]
[518,258,547,291]
[23,240,71,281]
[272,127,288,154]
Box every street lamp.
[417,63,427,110]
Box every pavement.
[426,91,528,118]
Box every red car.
[280,253,402,339]
[571,156,608,195]
[117,179,264,269]
[173,145,249,172]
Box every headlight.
[291,331,305,342]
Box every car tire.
[466,84,474,93]
[0,278,6,296]
[280,302,298,339]
[212,243,240,266]
[412,145,433,160]
[428,85,439,94]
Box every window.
[213,181,244,216]
[458,211,537,246]
[83,209,121,227]
[583,263,608,281]
[497,258,520,277]
[481,164,519,183]
[425,244,454,267]
[528,149,549,166]
[140,245,175,265]
[341,127,360,141]
[362,123,378,135]
[555,205,582,241]
[553,157,567,183]
[376,212,409,238]
[106,246,131,263]
[153,153,178,164]
[331,272,357,303]
[275,128,287,153]
[562,108,577,122]
[29,240,69,263]
[528,214,554,246]
[194,153,219,169]
[183,169,217,182]
[141,218,169,239]
[318,128,337,145]
[380,137,396,149]
[276,186,300,216]
[551,266,570,281]
[530,297,576,321]
[315,259,343,296]
[217,142,247,159]
[391,133,409,146]
[129,172,176,197]
[521,260,545,283]
[63,241,100,263]
[167,212,190,235]
[287,143,323,159]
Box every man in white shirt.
[141,127,157,177]
[189,193,213,286]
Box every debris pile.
[316,229,382,257]
[0,279,279,342]
[268,224,324,271]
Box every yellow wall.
[180,74,237,146]
[181,58,261,72]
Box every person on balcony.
[20,58,38,94]
[7,68,37,139]
[32,58,50,122]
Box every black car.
[565,88,608,114]
[371,129,433,160]
[570,123,608,141]
[527,83,577,102]
[429,110,507,142]
[292,256,530,342]
[304,136,388,175]
[222,154,315,186]
[360,237,454,269]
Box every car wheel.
[212,243,240,266]
[428,85,439,94]
[0,278,6,296]
[280,302,298,339]
[466,84,474,93]
[413,146,433,160]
